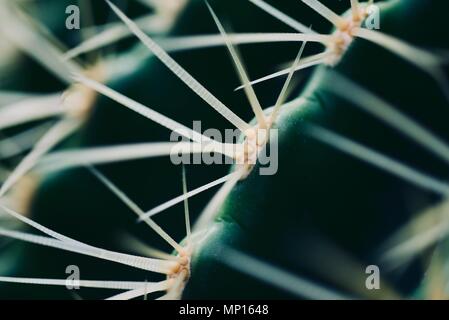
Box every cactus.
[0,0,448,299]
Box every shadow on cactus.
[0,0,448,300]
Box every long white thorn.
[301,0,347,29]
[381,200,449,268]
[193,169,245,233]
[382,221,449,269]
[89,167,183,253]
[121,234,179,261]
[0,2,82,84]
[73,74,210,144]
[305,125,449,196]
[0,93,64,131]
[0,91,36,106]
[352,27,440,70]
[94,34,331,81]
[66,31,330,59]
[0,276,163,290]
[206,2,267,128]
[181,165,191,244]
[0,228,176,274]
[63,14,172,60]
[157,33,332,53]
[235,51,330,90]
[139,171,237,221]
[0,119,80,197]
[352,27,449,102]
[249,0,317,34]
[0,122,53,160]
[220,247,350,299]
[105,280,171,300]
[37,141,236,173]
[0,204,89,249]
[0,204,176,273]
[324,71,449,166]
[105,0,250,133]
[270,41,307,123]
